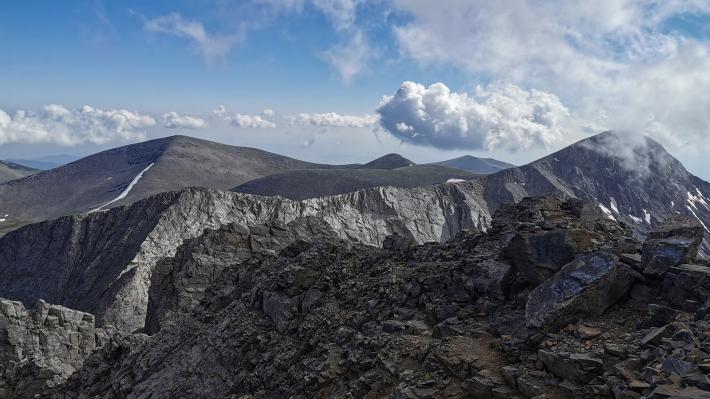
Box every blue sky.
[1,1,709,179]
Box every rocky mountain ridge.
[0,182,490,332]
[2,196,706,398]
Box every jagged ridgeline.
[0,196,707,398]
[0,131,709,397]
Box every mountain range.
[428,155,515,174]
[0,136,501,232]
[1,130,710,397]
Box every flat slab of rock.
[642,215,704,276]
[525,253,633,330]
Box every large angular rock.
[505,230,578,284]
[0,298,115,398]
[525,253,634,329]
[642,215,704,276]
[470,260,515,299]
[661,263,710,312]
[500,197,631,285]
[538,351,604,383]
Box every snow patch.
[446,178,466,184]
[0,219,5,223]
[629,215,642,224]
[89,163,155,213]
[609,198,619,214]
[687,205,710,233]
[642,209,651,224]
[688,187,710,211]
[598,203,616,221]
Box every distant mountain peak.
[429,155,514,174]
[361,153,414,169]
[0,160,40,184]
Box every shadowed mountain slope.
[0,160,39,184]
[231,165,476,200]
[0,135,338,226]
[430,155,515,174]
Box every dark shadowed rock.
[471,260,515,299]
[525,253,634,329]
[642,215,704,276]
[538,350,604,383]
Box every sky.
[1,0,709,179]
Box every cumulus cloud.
[389,1,710,149]
[162,112,207,129]
[376,81,571,151]
[0,105,155,146]
[144,13,241,62]
[226,113,277,128]
[294,112,378,128]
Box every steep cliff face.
[0,181,491,332]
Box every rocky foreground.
[1,196,709,398]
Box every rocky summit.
[1,195,707,398]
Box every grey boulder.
[642,215,704,276]
[525,253,634,329]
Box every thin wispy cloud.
[144,12,243,62]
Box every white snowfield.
[446,178,466,184]
[598,203,616,221]
[89,163,155,213]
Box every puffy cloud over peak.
[376,81,571,151]
[162,112,207,129]
[226,113,277,128]
[0,105,155,146]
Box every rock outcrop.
[0,183,490,332]
[641,215,704,276]
[145,217,337,334]
[0,299,117,398]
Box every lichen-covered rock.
[525,253,634,329]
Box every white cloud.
[323,29,370,83]
[162,112,207,129]
[144,13,240,62]
[389,1,710,150]
[226,113,277,128]
[312,0,361,31]
[294,112,378,128]
[311,0,373,82]
[0,105,155,146]
[376,81,572,151]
